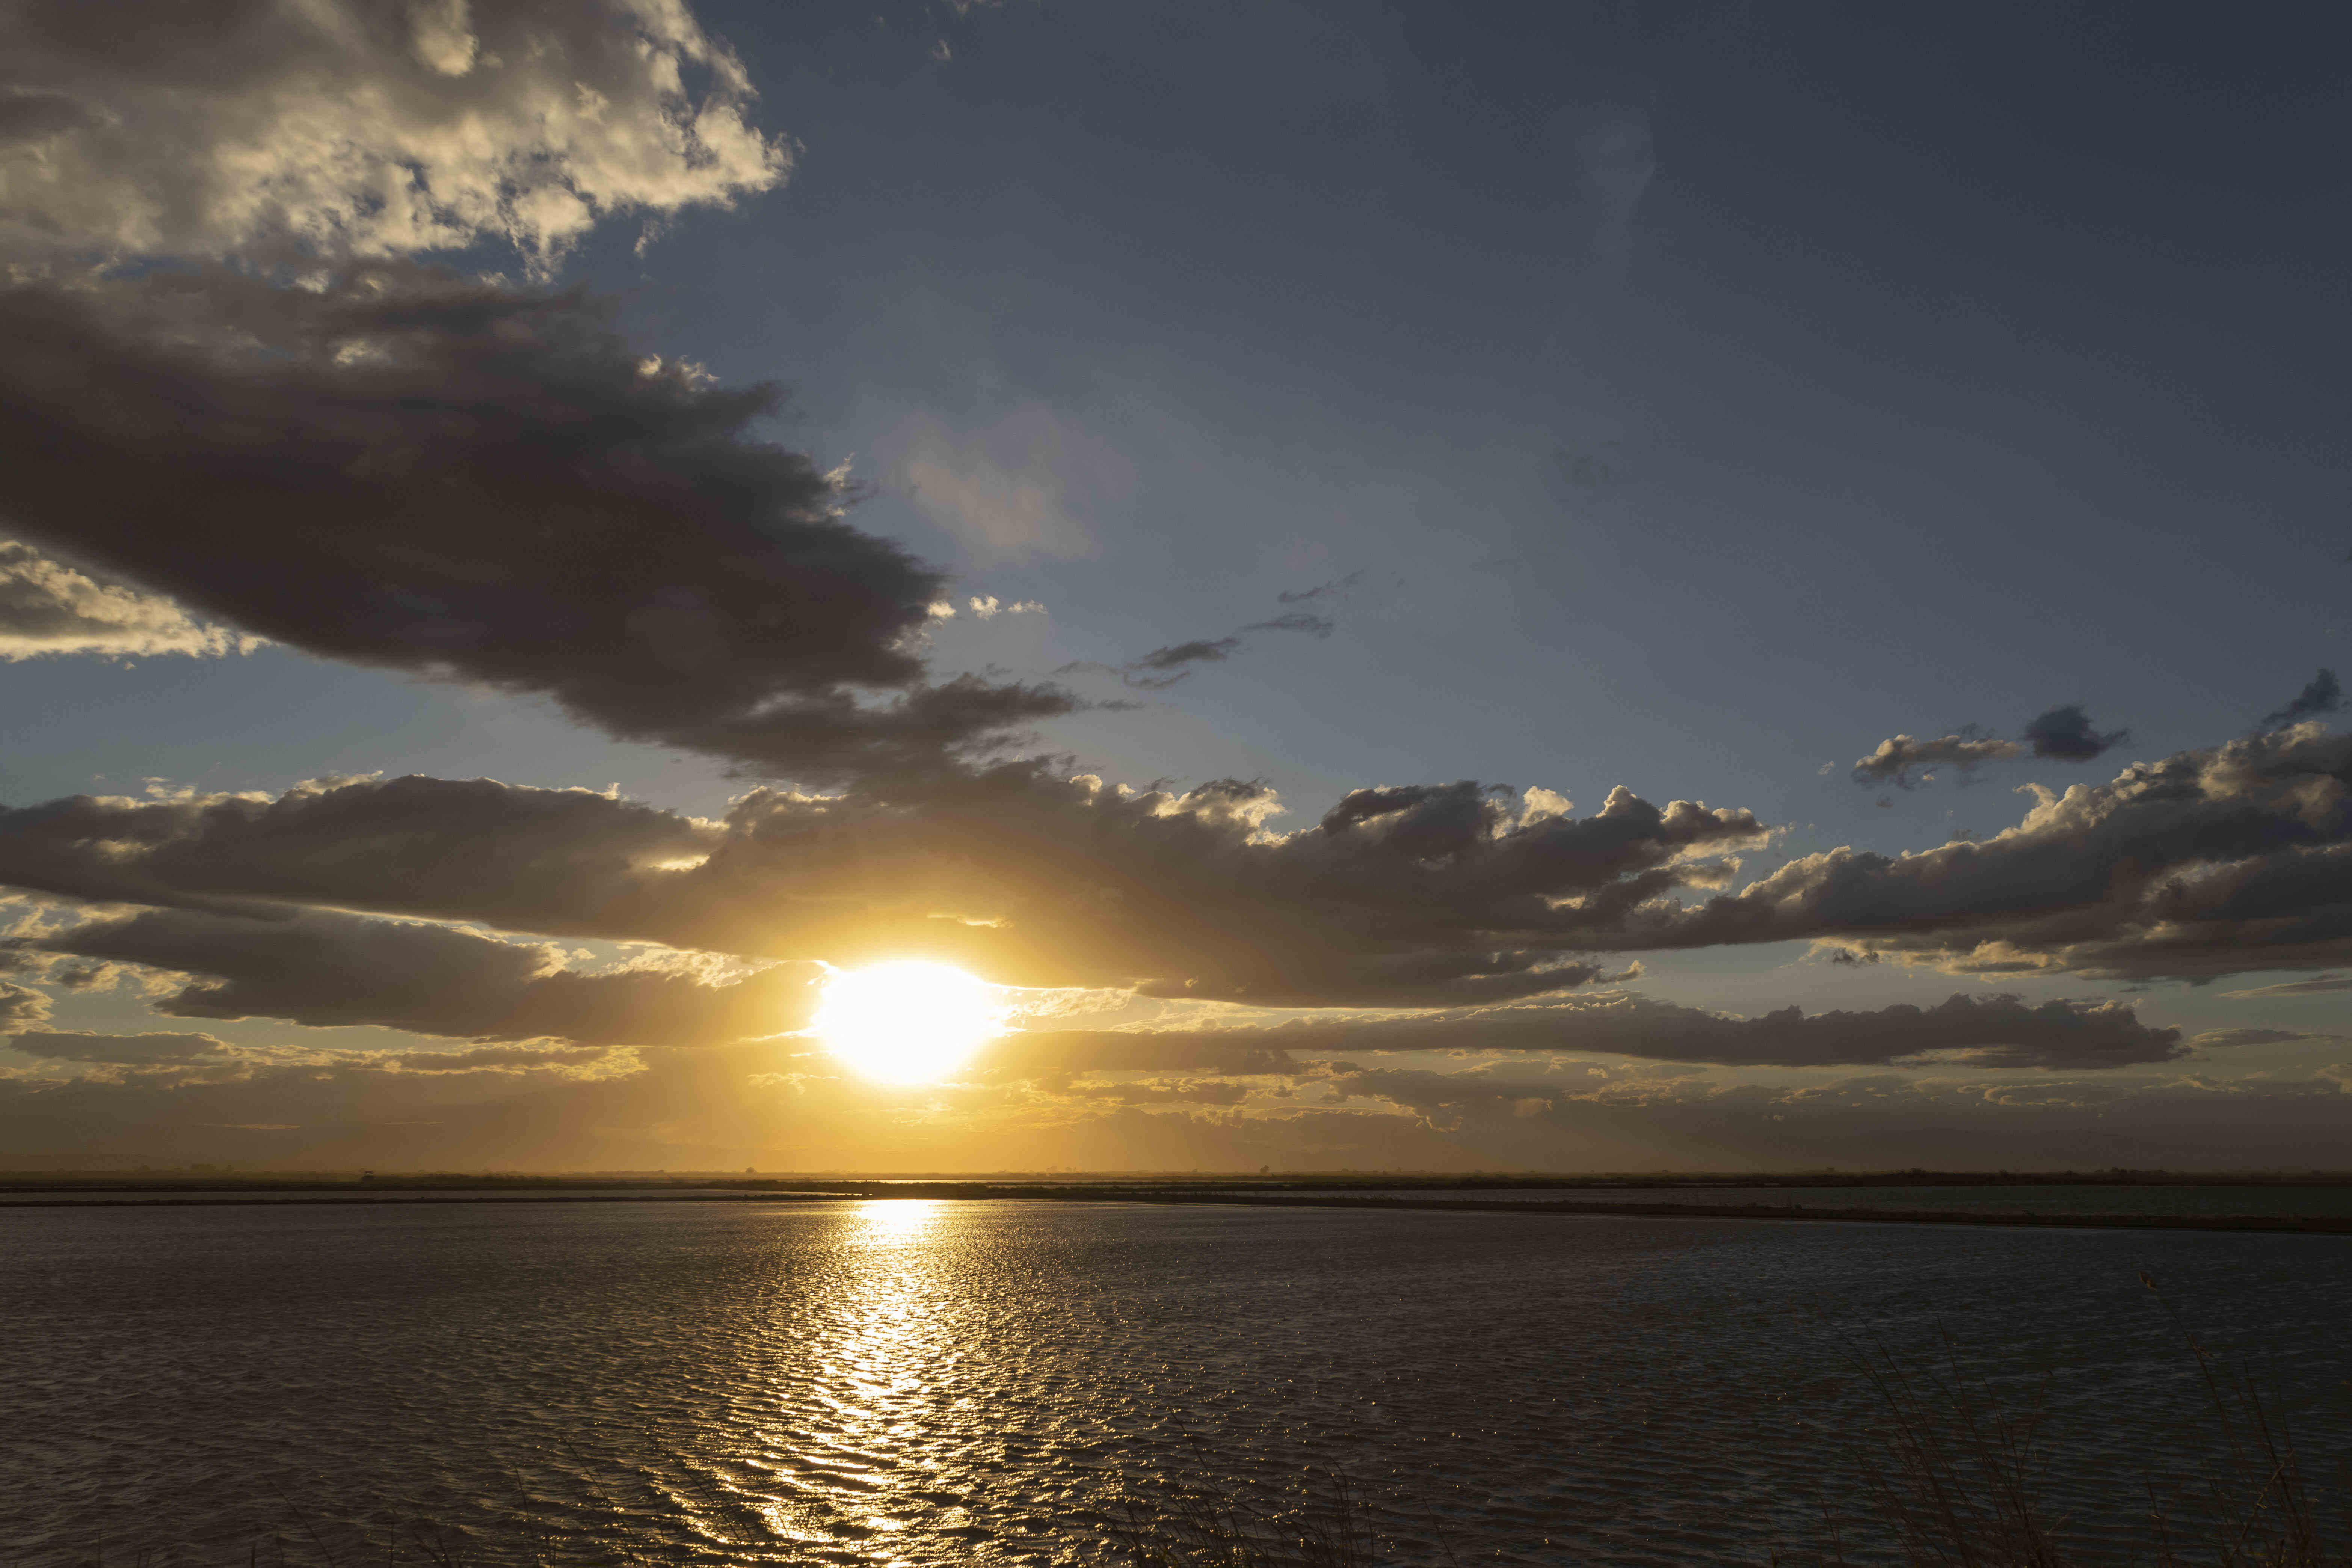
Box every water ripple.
[2,1199,2347,1565]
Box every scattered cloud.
[1851,729,2021,788]
[1852,705,2129,787]
[2260,669,2342,730]
[1124,636,1242,687]
[1277,570,1364,605]
[2224,974,2352,998]
[0,0,785,270]
[1119,608,1335,689]
[2020,703,2129,762]
[2188,1028,2338,1050]
[0,541,258,661]
[387,1043,619,1075]
[1646,725,2352,984]
[1021,990,2187,1073]
[0,981,50,1031]
[11,1030,230,1065]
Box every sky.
[0,0,2346,1173]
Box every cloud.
[11,1030,229,1065]
[0,769,1762,1008]
[1245,611,1336,638]
[2261,669,2343,730]
[12,906,817,1046]
[3,717,2343,1010]
[0,1,1070,788]
[1120,609,1335,689]
[1853,706,2130,787]
[1573,111,1655,282]
[2223,974,2352,998]
[963,596,1044,620]
[0,774,711,927]
[1278,570,1363,605]
[0,981,51,1031]
[2187,1028,2338,1049]
[1642,724,2352,984]
[2021,703,2129,762]
[1125,636,1242,684]
[1022,990,2186,1073]
[386,1043,616,1074]
[12,1038,2351,1174]
[0,0,785,270]
[879,404,1132,557]
[0,540,257,661]
[1054,1077,1254,1107]
[1851,729,2022,788]
[0,269,1076,783]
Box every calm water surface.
[5,1200,2348,1566]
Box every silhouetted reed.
[1781,1273,2352,1568]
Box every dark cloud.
[0,980,51,1031]
[1019,990,2186,1073]
[1242,611,1336,638]
[0,269,1075,784]
[11,1030,229,1065]
[0,774,708,928]
[1120,610,1333,689]
[0,0,1076,786]
[2261,669,2343,730]
[1854,706,2130,786]
[1634,726,2352,983]
[1277,570,1363,605]
[0,770,1762,1007]
[2021,703,2129,762]
[1123,636,1243,688]
[4,720,2343,1003]
[1850,728,2021,788]
[13,907,815,1046]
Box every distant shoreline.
[7,1183,2352,1234]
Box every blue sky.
[0,0,2344,1170]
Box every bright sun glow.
[815,961,1003,1083]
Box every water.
[1344,1184,2352,1218]
[4,1199,2348,1566]
[0,1186,836,1205]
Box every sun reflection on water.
[734,1198,978,1556]
[856,1197,941,1247]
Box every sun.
[814,961,1004,1083]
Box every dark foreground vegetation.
[14,1175,2352,1241]
[35,1280,2350,1568]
